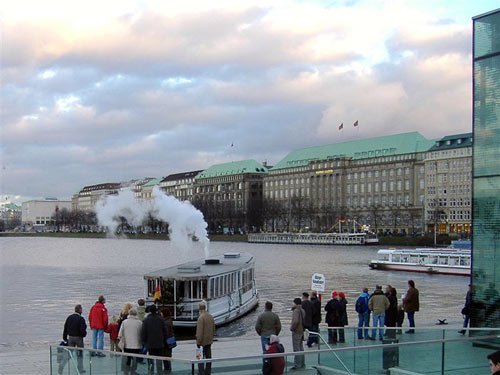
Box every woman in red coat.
[264,334,285,375]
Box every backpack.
[355,296,367,313]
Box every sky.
[1,0,498,204]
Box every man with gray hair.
[119,308,143,374]
[60,304,87,374]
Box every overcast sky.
[1,0,497,203]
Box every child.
[107,315,120,353]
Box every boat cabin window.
[439,257,449,265]
[381,254,390,261]
[241,268,254,293]
[392,254,401,262]
[410,255,419,263]
[209,272,239,299]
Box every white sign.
[311,273,326,292]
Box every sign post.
[311,273,326,293]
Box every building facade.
[0,203,22,230]
[140,178,163,200]
[263,132,433,234]
[21,199,72,227]
[472,9,500,328]
[193,160,267,233]
[424,134,472,237]
[159,170,202,202]
[72,182,121,212]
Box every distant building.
[471,9,500,329]
[72,182,121,212]
[0,203,22,230]
[140,178,163,200]
[159,170,202,202]
[193,160,268,233]
[264,132,433,234]
[22,198,72,227]
[424,133,472,237]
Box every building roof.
[161,170,204,183]
[271,131,435,170]
[0,203,21,211]
[80,182,121,193]
[142,178,163,188]
[428,133,473,151]
[196,160,268,179]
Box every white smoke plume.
[96,187,210,258]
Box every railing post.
[441,329,445,375]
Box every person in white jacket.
[118,309,143,374]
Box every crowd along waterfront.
[0,236,470,352]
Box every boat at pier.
[248,220,379,246]
[144,252,258,328]
[369,243,471,276]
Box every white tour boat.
[248,232,370,245]
[369,246,471,276]
[249,219,379,245]
[144,252,259,328]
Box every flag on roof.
[353,120,359,127]
[338,123,344,130]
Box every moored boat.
[369,247,471,276]
[144,252,259,328]
[248,232,370,245]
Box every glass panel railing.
[50,328,500,375]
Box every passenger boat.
[248,232,370,245]
[248,219,378,245]
[143,252,259,328]
[368,246,471,276]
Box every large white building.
[21,199,72,226]
[424,133,472,236]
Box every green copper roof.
[272,131,434,170]
[196,159,268,179]
[142,178,163,187]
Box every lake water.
[0,237,469,350]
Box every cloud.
[1,0,493,200]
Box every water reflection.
[0,237,468,349]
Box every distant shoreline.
[0,232,451,246]
[0,231,249,242]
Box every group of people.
[353,280,420,341]
[253,281,420,374]
[59,295,176,375]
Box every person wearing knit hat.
[324,291,342,344]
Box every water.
[0,237,469,350]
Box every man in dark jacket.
[141,305,167,374]
[324,291,342,344]
[403,280,419,333]
[59,304,87,374]
[301,292,313,332]
[307,291,321,347]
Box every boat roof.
[378,248,470,256]
[144,252,255,280]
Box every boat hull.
[369,261,470,276]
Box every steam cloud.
[96,187,210,258]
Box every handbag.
[166,336,177,349]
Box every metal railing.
[50,327,500,374]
